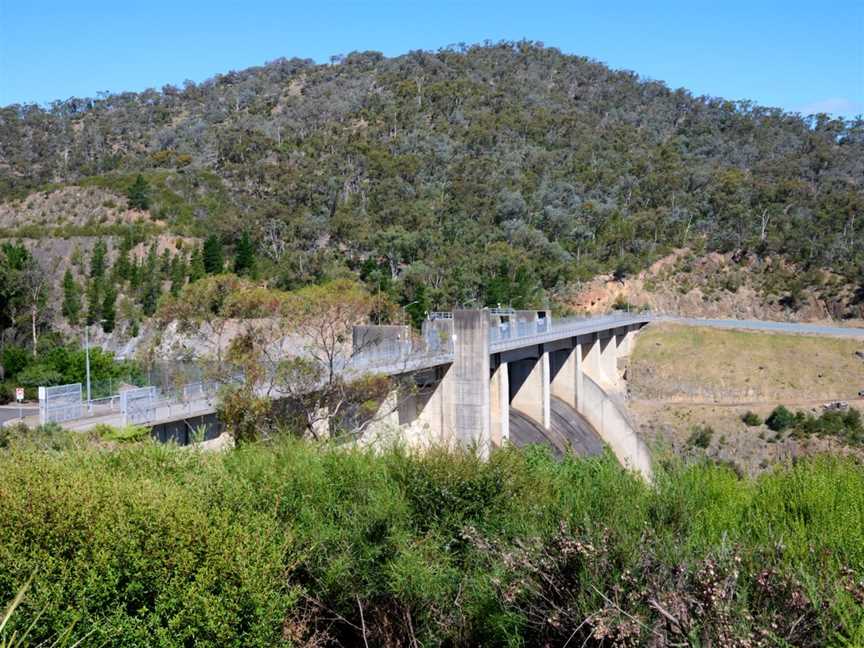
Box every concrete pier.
[450,310,492,456]
[489,361,509,446]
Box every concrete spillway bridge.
[28,309,652,476]
[24,309,864,478]
[360,309,653,479]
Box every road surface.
[659,316,864,339]
[0,405,37,426]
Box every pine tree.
[202,235,224,275]
[61,269,82,325]
[127,174,150,210]
[170,255,187,296]
[188,247,205,283]
[142,279,160,316]
[234,230,255,275]
[102,284,117,333]
[114,247,132,281]
[86,280,102,326]
[129,259,142,289]
[141,243,161,315]
[90,239,107,279]
[160,248,172,278]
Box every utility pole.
[84,319,106,414]
[85,324,92,413]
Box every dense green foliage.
[0,342,143,401]
[764,405,864,446]
[1,42,861,313]
[202,234,225,275]
[793,407,864,445]
[766,405,796,432]
[126,174,150,210]
[233,230,256,275]
[0,439,861,646]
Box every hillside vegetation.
[1,41,862,318]
[0,437,862,646]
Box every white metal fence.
[120,386,157,426]
[38,383,83,424]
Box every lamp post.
[85,324,91,413]
[84,319,106,414]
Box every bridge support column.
[450,310,491,457]
[414,368,448,442]
[550,342,583,413]
[511,351,551,430]
[583,334,602,383]
[599,334,619,388]
[489,361,509,446]
[616,327,635,356]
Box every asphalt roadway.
[661,316,864,339]
[0,405,37,426]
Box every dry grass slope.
[627,323,864,473]
[630,323,864,402]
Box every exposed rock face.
[0,186,148,230]
[190,431,235,452]
[562,249,863,323]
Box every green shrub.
[687,424,714,448]
[794,407,864,446]
[92,423,151,443]
[766,405,795,432]
[0,345,30,380]
[0,442,862,646]
[0,422,77,452]
[742,411,763,426]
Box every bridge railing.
[34,310,658,430]
[489,310,649,346]
[350,335,455,371]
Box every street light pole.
[85,323,92,413]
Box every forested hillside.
[1,41,862,329]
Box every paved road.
[0,406,37,426]
[658,316,864,339]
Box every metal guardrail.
[489,311,650,352]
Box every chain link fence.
[120,386,157,426]
[38,383,83,424]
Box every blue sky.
[0,0,862,116]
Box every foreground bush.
[0,439,862,646]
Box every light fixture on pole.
[84,319,107,414]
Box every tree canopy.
[0,41,862,339]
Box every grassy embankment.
[628,323,864,471]
[0,432,862,646]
